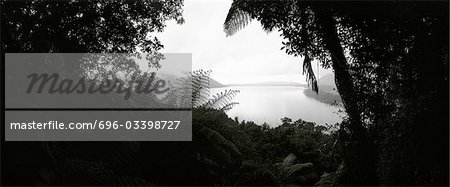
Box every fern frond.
[208,121,253,153]
[205,89,240,110]
[302,54,318,93]
[220,102,240,112]
[194,124,243,167]
[162,73,194,108]
[224,2,252,37]
[162,69,240,111]
[192,70,212,107]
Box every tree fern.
[220,102,240,112]
[195,124,243,167]
[302,54,318,93]
[191,69,212,107]
[224,1,253,37]
[205,89,240,111]
[161,70,248,183]
[165,69,240,111]
[224,0,319,94]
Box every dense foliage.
[2,0,184,53]
[39,108,342,186]
[1,0,448,186]
[224,1,448,185]
[1,0,184,185]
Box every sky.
[155,0,332,85]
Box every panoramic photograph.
[1,0,448,186]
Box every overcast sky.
[155,0,332,84]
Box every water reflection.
[212,86,344,127]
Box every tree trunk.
[313,6,379,185]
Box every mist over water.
[212,86,344,126]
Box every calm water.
[211,86,344,127]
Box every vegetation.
[303,85,342,106]
[1,0,448,186]
[224,0,448,185]
[33,111,341,186]
[8,68,340,186]
[2,0,184,53]
[304,74,342,105]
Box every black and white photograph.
[1,0,449,186]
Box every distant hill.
[228,81,306,87]
[210,77,227,88]
[317,73,336,86]
[303,74,342,105]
